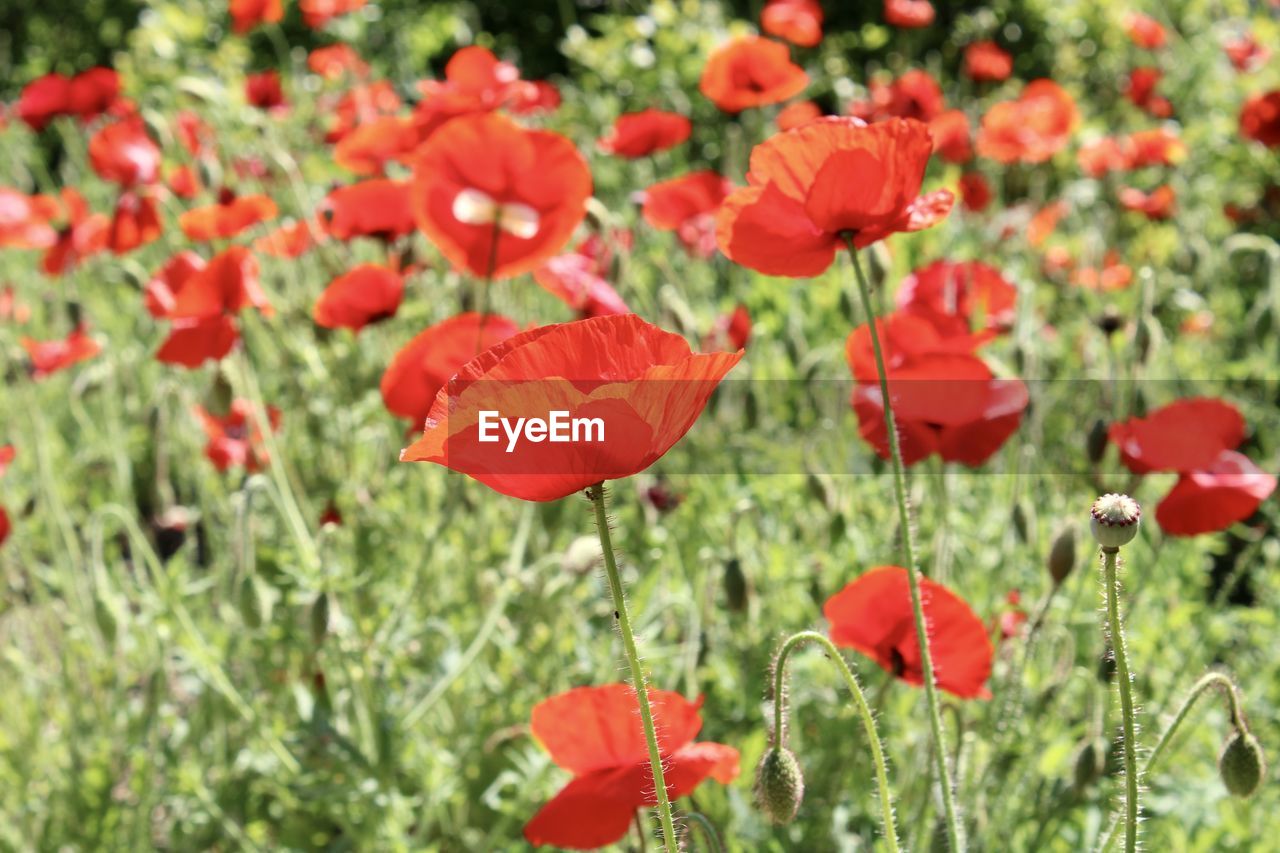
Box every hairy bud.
[1048,525,1077,586]
[755,747,805,825]
[1219,730,1265,798]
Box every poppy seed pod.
[1048,525,1077,586]
[1219,730,1265,798]
[755,747,805,825]
[1090,494,1141,549]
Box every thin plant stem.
[773,630,901,852]
[1102,546,1139,853]
[845,236,964,852]
[587,483,678,853]
[680,812,724,853]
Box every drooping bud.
[1012,501,1030,543]
[1048,524,1077,586]
[1086,418,1109,465]
[755,747,805,825]
[1073,737,1108,790]
[723,558,748,613]
[1219,730,1265,798]
[1090,494,1141,549]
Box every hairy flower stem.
[845,237,965,852]
[587,483,677,853]
[773,631,901,852]
[1102,546,1139,853]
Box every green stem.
[680,812,724,853]
[773,631,901,852]
[587,483,677,853]
[845,238,964,851]
[1102,547,1139,853]
[1097,672,1242,852]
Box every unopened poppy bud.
[723,558,748,613]
[1086,418,1109,465]
[1219,730,1265,798]
[1073,737,1107,790]
[1012,502,1029,543]
[755,747,804,825]
[1090,494,1141,549]
[1048,525,1077,586]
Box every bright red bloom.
[717,117,953,277]
[309,44,369,80]
[314,264,404,331]
[325,82,402,143]
[0,506,8,549]
[69,68,122,121]
[321,178,416,241]
[229,0,283,33]
[196,400,280,472]
[154,247,271,367]
[884,0,935,28]
[642,171,732,259]
[17,68,120,130]
[1126,67,1172,118]
[175,110,215,156]
[524,684,739,849]
[597,109,692,158]
[929,109,972,163]
[1109,398,1246,475]
[89,117,162,187]
[108,191,163,254]
[1240,91,1280,148]
[1225,34,1270,73]
[179,190,279,241]
[958,172,992,212]
[42,189,108,275]
[0,188,60,249]
[22,325,101,378]
[896,260,1017,335]
[410,113,591,280]
[255,219,323,258]
[1126,13,1167,49]
[411,46,540,138]
[964,41,1013,82]
[0,445,14,477]
[299,0,367,28]
[381,313,520,425]
[977,80,1078,164]
[400,314,743,501]
[168,164,202,199]
[777,100,823,130]
[1118,185,1176,220]
[1124,129,1186,168]
[850,70,945,123]
[761,0,825,48]
[1077,136,1129,177]
[699,37,809,114]
[703,304,751,352]
[534,243,631,319]
[333,115,419,175]
[1156,452,1276,537]
[144,251,206,317]
[245,71,286,111]
[825,566,993,698]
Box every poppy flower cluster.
[16,68,121,131]
[1109,398,1277,536]
[976,80,1078,164]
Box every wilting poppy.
[929,109,973,163]
[381,312,521,425]
[1125,13,1167,49]
[0,188,60,249]
[410,112,591,279]
[524,684,739,849]
[534,244,631,319]
[334,115,419,175]
[400,313,743,501]
[321,178,416,241]
[1156,452,1276,537]
[703,304,751,352]
[896,260,1017,335]
[42,189,108,275]
[299,0,367,28]
[309,44,369,80]
[229,0,283,33]
[179,189,279,241]
[108,190,163,255]
[777,100,823,130]
[717,117,953,277]
[597,109,692,158]
[1240,91,1280,148]
[196,400,280,472]
[1118,185,1176,220]
[964,41,1013,82]
[850,70,945,124]
[958,172,992,212]
[761,0,824,48]
[22,325,101,378]
[89,116,162,187]
[884,0,934,28]
[17,68,120,130]
[976,80,1078,164]
[1225,34,1269,73]
[255,219,323,258]
[314,264,404,331]
[1125,67,1172,118]
[641,171,732,259]
[699,37,809,114]
[245,70,287,111]
[825,566,993,698]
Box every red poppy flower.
[333,115,419,176]
[958,172,992,212]
[1118,185,1176,220]
[1124,128,1186,168]
[154,247,270,367]
[1126,13,1167,49]
[16,69,120,130]
[597,109,692,158]
[144,251,206,317]
[761,0,825,48]
[884,0,935,28]
[524,684,739,849]
[89,117,162,187]
[0,188,60,249]
[1109,398,1246,475]
[896,260,1017,335]
[245,71,287,111]
[326,82,402,143]
[0,444,13,477]
[825,566,993,698]
[1077,137,1129,177]
[964,41,1013,82]
[42,189,108,275]
[309,44,369,80]
[108,190,163,255]
[196,400,280,472]
[299,0,366,28]
[179,189,279,241]
[314,264,404,331]
[229,0,283,33]
[534,248,630,319]
[850,70,945,123]
[255,219,323,258]
[176,110,215,157]
[1027,200,1066,247]
[168,164,202,199]
[22,325,101,378]
[699,36,809,114]
[977,80,1077,164]
[410,112,591,280]
[321,178,416,241]
[400,314,743,501]
[641,170,732,259]
[717,117,953,277]
[411,46,545,141]
[1156,452,1276,537]
[777,100,824,130]
[1225,34,1269,73]
[929,109,972,163]
[703,304,751,352]
[1240,91,1280,148]
[1125,67,1172,118]
[381,312,521,425]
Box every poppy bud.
[1073,737,1107,790]
[1086,418,1109,465]
[1134,316,1153,363]
[723,557,748,612]
[1012,502,1030,543]
[310,592,329,647]
[1219,730,1265,798]
[1090,493,1141,549]
[1047,525,1077,586]
[755,747,804,825]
